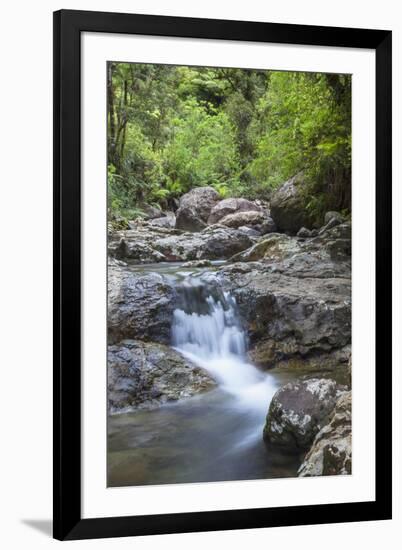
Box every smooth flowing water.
[108,264,301,487]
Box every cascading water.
[171,275,277,419]
[108,265,301,486]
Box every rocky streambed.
[107,185,352,486]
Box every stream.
[108,263,301,487]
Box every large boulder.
[219,210,274,231]
[263,378,346,451]
[216,259,351,368]
[175,187,220,232]
[108,265,176,344]
[108,340,216,412]
[208,197,262,225]
[199,226,253,259]
[270,174,313,234]
[298,391,352,476]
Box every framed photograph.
[53,9,392,541]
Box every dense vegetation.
[107,62,351,223]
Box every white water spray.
[171,277,277,416]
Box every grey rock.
[257,217,277,235]
[219,210,267,229]
[263,378,346,451]
[127,220,139,230]
[230,223,351,269]
[176,187,220,232]
[270,174,313,234]
[110,237,167,263]
[318,216,342,235]
[249,346,351,385]
[175,207,207,232]
[108,340,216,412]
[237,226,262,238]
[325,238,351,260]
[147,211,176,228]
[263,250,351,279]
[230,233,302,263]
[109,224,252,264]
[297,227,312,239]
[108,266,176,344]
[139,203,165,220]
[298,391,351,476]
[323,222,351,240]
[154,226,252,261]
[324,211,344,225]
[216,258,351,367]
[208,197,262,225]
[316,222,352,260]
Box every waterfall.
[172,290,246,360]
[171,275,277,413]
[109,267,301,487]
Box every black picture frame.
[53,9,392,541]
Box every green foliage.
[107,62,351,222]
[164,99,240,192]
[246,72,351,220]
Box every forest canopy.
[107,62,351,224]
